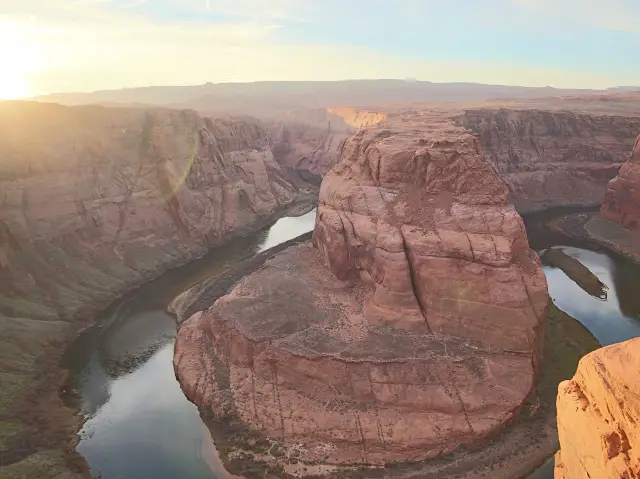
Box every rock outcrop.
[555,337,640,479]
[461,109,640,213]
[601,134,640,231]
[174,110,548,467]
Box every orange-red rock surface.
[174,110,548,465]
[601,135,640,231]
[555,337,640,479]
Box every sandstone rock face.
[0,101,309,322]
[268,108,387,175]
[174,110,548,466]
[601,135,640,231]
[461,109,640,213]
[555,338,640,479]
[269,119,350,175]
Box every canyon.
[2,90,640,479]
[0,101,319,477]
[174,109,550,466]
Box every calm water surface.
[65,209,317,479]
[66,208,640,479]
[526,215,640,478]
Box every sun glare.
[0,20,42,99]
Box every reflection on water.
[65,210,316,479]
[541,246,640,346]
[258,209,317,252]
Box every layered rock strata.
[268,108,387,175]
[0,101,316,475]
[461,109,640,213]
[555,337,640,479]
[601,134,640,231]
[0,101,311,321]
[174,110,548,465]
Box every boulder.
[555,337,640,478]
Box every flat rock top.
[214,241,508,364]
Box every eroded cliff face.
[555,338,640,479]
[0,101,319,475]
[0,101,311,321]
[174,110,548,467]
[268,108,387,175]
[601,135,640,231]
[461,109,640,213]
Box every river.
[63,209,640,479]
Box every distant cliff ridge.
[0,102,316,322]
[461,109,640,213]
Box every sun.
[0,73,29,100]
[0,20,42,99]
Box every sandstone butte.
[174,110,550,465]
[601,134,640,231]
[555,337,640,479]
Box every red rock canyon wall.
[174,110,548,466]
[601,134,640,231]
[461,109,640,213]
[0,101,308,322]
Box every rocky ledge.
[174,110,549,467]
[555,337,640,478]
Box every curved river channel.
[63,209,640,479]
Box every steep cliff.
[268,108,387,175]
[555,338,640,479]
[0,102,314,320]
[601,135,640,231]
[461,109,640,213]
[0,101,315,473]
[174,110,548,468]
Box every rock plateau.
[601,134,640,231]
[174,110,549,466]
[555,337,640,479]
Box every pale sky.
[0,0,638,98]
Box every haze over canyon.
[1,77,640,479]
